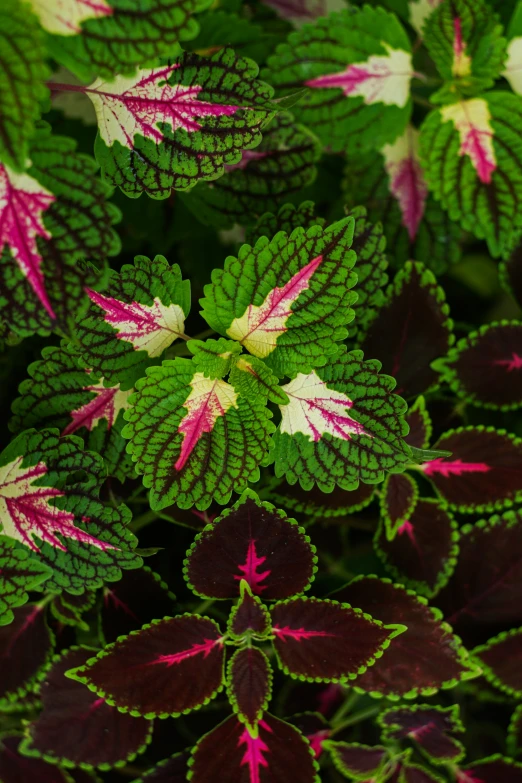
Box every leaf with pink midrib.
[422,458,490,478]
[61,382,130,436]
[239,721,271,783]
[0,457,117,553]
[87,65,240,150]
[152,637,222,667]
[0,163,56,319]
[234,540,271,594]
[382,126,428,241]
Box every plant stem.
[330,705,381,736]
[194,598,216,614]
[331,691,359,726]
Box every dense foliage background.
[2,0,522,781]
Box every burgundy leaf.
[405,397,432,450]
[227,647,272,726]
[360,262,453,398]
[67,615,225,717]
[101,566,176,644]
[0,735,71,783]
[228,582,271,640]
[379,704,465,763]
[325,741,388,779]
[436,510,522,646]
[457,755,522,783]
[184,490,317,599]
[434,322,522,410]
[138,751,190,782]
[473,628,522,697]
[380,473,419,541]
[189,713,319,783]
[402,762,446,783]
[332,577,479,698]
[288,713,330,759]
[375,498,459,597]
[509,706,522,757]
[22,647,153,767]
[270,596,399,682]
[0,603,54,703]
[421,427,522,512]
[268,478,376,521]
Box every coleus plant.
[3,0,522,781]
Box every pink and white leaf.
[305,45,413,108]
[86,288,186,356]
[62,379,132,436]
[0,456,117,552]
[86,66,240,149]
[279,371,370,443]
[0,163,56,319]
[381,125,428,241]
[27,0,113,36]
[440,99,497,184]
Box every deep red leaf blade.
[22,647,152,767]
[270,596,399,682]
[189,713,319,783]
[0,603,54,703]
[473,628,522,698]
[137,751,190,782]
[227,647,272,726]
[184,490,316,599]
[0,735,71,783]
[67,615,225,717]
[324,741,388,779]
[379,704,465,763]
[228,583,271,640]
[457,755,522,783]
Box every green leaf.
[0,539,51,626]
[91,48,276,199]
[419,92,522,259]
[181,112,321,229]
[74,255,190,391]
[269,347,412,493]
[122,357,275,510]
[10,341,135,483]
[343,129,462,274]
[38,0,212,82]
[0,429,141,594]
[424,0,507,102]
[0,0,50,171]
[263,5,413,153]
[0,123,121,338]
[200,217,357,377]
[186,9,281,65]
[246,200,326,246]
[504,1,522,95]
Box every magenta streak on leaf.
[238,720,272,783]
[443,101,497,184]
[383,132,428,241]
[422,458,491,478]
[272,625,336,642]
[454,18,465,60]
[233,540,271,594]
[294,394,366,442]
[307,729,330,759]
[3,604,42,657]
[62,384,123,435]
[262,0,326,20]
[148,638,222,667]
[397,519,415,540]
[494,353,522,371]
[457,773,484,783]
[224,150,269,173]
[0,163,56,319]
[0,457,118,553]
[104,589,139,621]
[407,720,436,740]
[174,376,237,471]
[55,0,114,33]
[317,683,343,715]
[86,66,239,149]
[86,288,183,352]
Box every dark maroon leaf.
[51,591,95,631]
[380,473,419,541]
[332,577,479,699]
[379,704,465,763]
[184,491,317,599]
[270,596,398,682]
[509,706,522,757]
[360,262,453,398]
[457,755,522,783]
[375,498,459,597]
[22,647,152,767]
[189,713,319,783]
[405,397,432,450]
[325,741,388,779]
[137,751,190,782]
[101,566,177,644]
[227,647,272,726]
[402,762,445,783]
[268,478,375,521]
[421,427,522,513]
[473,628,522,698]
[0,604,54,703]
[434,322,522,410]
[436,510,522,646]
[67,615,225,717]
[288,713,330,759]
[228,582,270,639]
[0,735,71,783]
